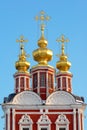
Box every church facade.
[2,11,86,130]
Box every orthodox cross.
[16,35,28,50]
[56,35,69,56]
[35,11,50,36]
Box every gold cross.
[56,35,69,44]
[16,35,28,43]
[35,10,50,22]
[56,35,69,56]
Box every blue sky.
[0,0,87,129]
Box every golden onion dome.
[56,55,71,71]
[15,36,30,73]
[33,24,53,65]
[56,35,71,72]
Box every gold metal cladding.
[56,34,69,56]
[35,10,50,22]
[32,11,53,66]
[15,35,30,72]
[33,48,53,65]
[56,35,71,71]
[16,35,28,43]
[56,35,69,44]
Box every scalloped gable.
[46,91,76,105]
[12,91,43,105]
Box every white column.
[46,72,48,96]
[24,76,26,90]
[14,78,16,93]
[73,109,76,130]
[82,111,84,130]
[6,109,10,130]
[78,109,81,130]
[38,72,40,94]
[19,76,21,92]
[12,109,15,130]
[71,78,72,92]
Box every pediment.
[46,91,76,105]
[12,91,43,105]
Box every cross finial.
[16,35,28,57]
[35,11,50,38]
[56,35,69,56]
[16,35,28,43]
[56,35,69,44]
[35,10,50,23]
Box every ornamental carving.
[37,114,51,124]
[12,91,43,105]
[46,91,75,105]
[19,114,33,124]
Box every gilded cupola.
[15,36,30,73]
[56,35,71,72]
[33,11,53,66]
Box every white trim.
[20,125,30,130]
[71,78,72,92]
[37,114,51,130]
[38,72,40,94]
[19,76,21,92]
[55,114,69,130]
[12,109,15,130]
[46,72,48,97]
[18,114,33,130]
[12,91,42,105]
[39,126,49,130]
[82,111,84,130]
[46,91,76,105]
[24,76,26,90]
[73,109,76,130]
[7,109,10,130]
[78,109,81,130]
[3,102,84,110]
[15,111,73,115]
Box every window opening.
[48,74,53,88]
[23,128,29,130]
[41,128,47,130]
[62,77,66,90]
[20,77,24,88]
[33,73,37,88]
[40,72,46,86]
[59,128,66,130]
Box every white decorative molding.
[19,114,33,130]
[78,109,81,130]
[55,114,69,130]
[7,109,10,130]
[12,91,42,105]
[37,114,51,130]
[46,91,76,105]
[19,114,33,124]
[37,114,51,124]
[56,114,69,124]
[73,109,76,130]
[12,109,15,130]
